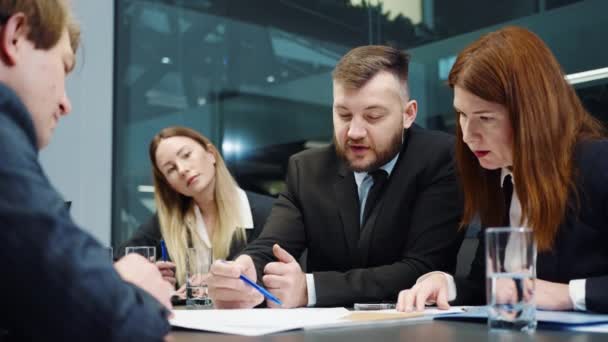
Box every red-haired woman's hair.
[449,26,605,251]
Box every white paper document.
[170,308,350,336]
[169,307,464,336]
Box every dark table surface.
[170,319,606,341]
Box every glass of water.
[125,246,156,263]
[486,227,536,333]
[186,247,213,309]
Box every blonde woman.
[120,126,273,289]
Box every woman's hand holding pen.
[396,273,450,312]
[207,254,264,309]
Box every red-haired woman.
[397,26,608,313]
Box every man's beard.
[334,128,403,172]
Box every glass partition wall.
[112,0,606,246]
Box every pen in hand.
[160,240,168,262]
[220,260,283,306]
[239,273,283,306]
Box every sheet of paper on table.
[170,308,350,336]
[170,307,465,336]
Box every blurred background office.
[39,0,608,249]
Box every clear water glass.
[486,227,537,333]
[125,246,156,263]
[186,247,213,309]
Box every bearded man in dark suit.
[208,45,464,308]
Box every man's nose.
[347,117,366,140]
[59,90,72,116]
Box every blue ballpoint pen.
[160,240,168,262]
[239,274,283,305]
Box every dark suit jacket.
[454,139,608,313]
[0,83,170,341]
[243,126,465,306]
[117,191,273,262]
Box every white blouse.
[193,188,254,251]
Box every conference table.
[170,318,606,341]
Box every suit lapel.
[333,161,361,259]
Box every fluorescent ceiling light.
[566,67,608,85]
[138,185,155,193]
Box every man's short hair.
[0,0,80,53]
[332,45,410,92]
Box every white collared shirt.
[306,154,400,307]
[193,188,254,252]
[421,168,587,311]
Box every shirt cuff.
[306,273,316,307]
[416,271,457,302]
[568,279,586,311]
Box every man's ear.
[0,13,29,66]
[403,100,418,129]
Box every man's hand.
[262,244,308,308]
[536,279,573,311]
[114,254,173,310]
[207,255,264,309]
[156,261,177,287]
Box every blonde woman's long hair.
[149,126,248,285]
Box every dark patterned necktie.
[362,169,388,226]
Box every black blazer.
[117,191,274,261]
[243,126,465,306]
[454,140,608,313]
